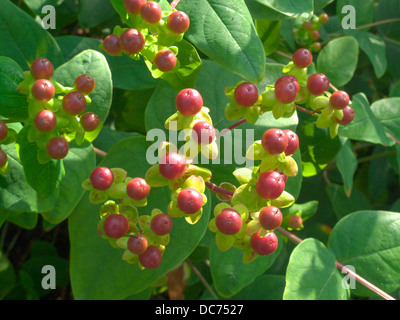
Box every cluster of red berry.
[225,47,354,139]
[16,57,100,163]
[102,0,190,73]
[293,13,330,53]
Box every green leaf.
[78,0,117,28]
[326,184,371,221]
[255,20,281,56]
[0,140,57,213]
[254,0,314,21]
[337,0,374,29]
[159,39,203,92]
[41,141,96,224]
[0,0,64,70]
[209,232,282,298]
[335,139,357,194]
[316,36,359,87]
[0,56,28,121]
[283,238,350,300]
[338,93,392,146]
[298,120,343,177]
[177,0,266,82]
[370,97,400,141]
[328,210,400,297]
[16,125,65,198]
[375,0,400,42]
[346,30,387,78]
[69,136,211,299]
[53,49,113,142]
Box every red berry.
[159,152,187,180]
[140,1,162,24]
[175,88,203,116]
[90,167,114,191]
[275,169,288,184]
[0,121,8,142]
[311,42,322,53]
[154,49,177,72]
[310,30,320,41]
[0,149,7,168]
[177,188,203,214]
[31,79,55,102]
[234,82,259,107]
[192,121,215,145]
[283,129,299,155]
[126,177,150,201]
[215,208,243,235]
[127,234,148,255]
[335,106,354,125]
[288,215,303,229]
[256,170,286,200]
[30,57,54,80]
[34,109,57,133]
[151,213,173,236]
[103,34,122,56]
[74,74,95,95]
[120,28,145,55]
[123,0,146,15]
[250,230,278,255]
[167,11,190,34]
[62,91,87,115]
[275,75,299,88]
[319,13,329,24]
[103,214,129,238]
[307,73,330,96]
[80,112,100,132]
[261,128,289,155]
[303,21,313,31]
[292,48,313,68]
[329,90,350,110]
[259,206,282,231]
[274,78,299,104]
[46,136,69,159]
[139,245,162,269]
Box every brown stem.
[356,18,400,30]
[170,0,181,9]
[295,104,319,117]
[216,118,247,138]
[93,147,107,157]
[185,259,219,300]
[205,181,234,198]
[276,227,396,300]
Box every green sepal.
[145,164,170,187]
[246,219,261,235]
[111,168,128,184]
[272,102,285,119]
[246,140,268,160]
[107,182,127,200]
[244,106,260,124]
[216,182,236,201]
[215,232,235,252]
[122,249,139,264]
[36,148,52,164]
[224,86,236,99]
[233,167,256,185]
[271,191,295,208]
[260,154,279,172]
[277,155,298,177]
[225,100,246,121]
[185,210,203,225]
[333,108,344,120]
[0,160,10,175]
[329,122,340,139]
[309,95,330,111]
[182,175,205,193]
[260,87,277,110]
[100,200,119,217]
[316,114,332,129]
[242,243,258,264]
[0,128,18,145]
[89,189,109,204]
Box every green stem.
[276,227,396,300]
[357,18,400,30]
[185,259,219,300]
